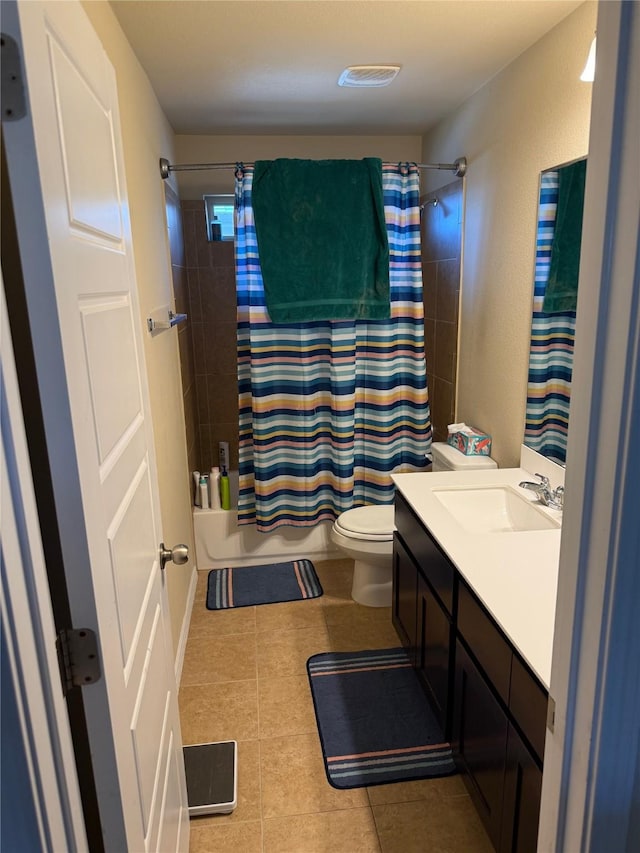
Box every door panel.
[47,27,123,239]
[131,604,170,833]
[156,731,185,853]
[80,297,142,461]
[107,460,157,667]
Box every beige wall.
[82,1,194,659]
[421,2,596,468]
[174,135,422,197]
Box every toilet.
[330,442,498,607]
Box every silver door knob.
[159,542,189,570]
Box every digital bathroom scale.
[183,740,237,816]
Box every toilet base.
[351,558,392,607]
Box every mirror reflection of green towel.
[252,158,390,322]
[543,159,586,314]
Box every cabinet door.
[416,573,452,738]
[453,640,508,850]
[500,724,543,853]
[392,535,418,658]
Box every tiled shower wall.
[165,185,200,476]
[421,179,463,443]
[181,200,239,473]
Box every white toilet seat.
[331,504,396,607]
[333,505,395,542]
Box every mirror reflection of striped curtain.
[525,170,576,464]
[235,163,431,531]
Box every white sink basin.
[432,485,561,534]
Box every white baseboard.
[174,565,197,685]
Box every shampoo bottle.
[219,467,231,511]
[209,467,221,510]
[219,441,230,472]
[193,471,201,507]
[199,475,210,510]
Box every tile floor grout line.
[258,738,265,853]
[262,802,381,821]
[180,676,260,689]
[256,629,265,851]
[369,797,386,853]
[186,622,258,634]
[254,629,263,745]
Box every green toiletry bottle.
[219,467,231,511]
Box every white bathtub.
[193,471,341,568]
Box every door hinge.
[56,628,102,696]
[547,694,556,733]
[0,34,27,121]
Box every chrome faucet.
[518,473,565,510]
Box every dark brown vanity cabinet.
[391,492,548,853]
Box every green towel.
[543,159,587,314]
[251,158,390,322]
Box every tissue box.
[447,428,492,456]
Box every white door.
[2,2,189,850]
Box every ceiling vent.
[337,65,401,88]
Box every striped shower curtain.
[524,170,576,464]
[235,162,431,531]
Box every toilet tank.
[431,442,498,472]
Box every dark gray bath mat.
[307,647,456,789]
[206,559,322,609]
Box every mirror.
[524,157,586,464]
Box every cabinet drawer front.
[395,493,454,614]
[458,580,512,706]
[509,654,548,764]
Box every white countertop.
[392,468,562,689]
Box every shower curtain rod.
[158,156,467,180]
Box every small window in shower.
[204,194,235,242]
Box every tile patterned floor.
[180,559,493,853]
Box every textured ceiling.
[110,0,585,135]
